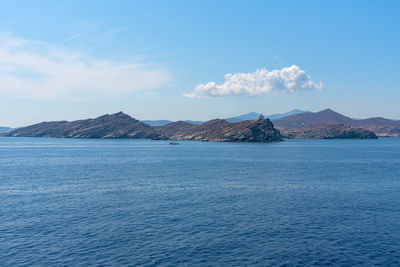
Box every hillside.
[154,118,283,142]
[5,112,157,139]
[273,109,400,137]
[5,112,283,142]
[4,109,399,140]
[281,124,377,139]
[273,109,354,128]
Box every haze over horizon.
[1,1,400,127]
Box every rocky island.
[4,112,158,139]
[4,112,283,142]
[3,109,385,141]
[154,115,282,142]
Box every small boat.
[169,140,179,145]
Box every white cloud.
[0,35,171,100]
[184,65,323,98]
[182,92,199,99]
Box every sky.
[1,0,400,127]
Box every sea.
[1,137,400,266]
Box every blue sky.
[1,0,400,127]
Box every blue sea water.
[1,137,400,266]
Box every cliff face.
[155,118,283,142]
[281,124,378,139]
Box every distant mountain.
[267,109,311,120]
[273,109,353,128]
[183,120,204,125]
[141,110,310,126]
[141,120,204,126]
[142,120,173,126]
[226,109,309,123]
[0,127,13,133]
[273,108,400,137]
[226,112,261,123]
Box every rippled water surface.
[1,137,400,266]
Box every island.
[2,111,379,141]
[3,112,283,142]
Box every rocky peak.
[110,111,133,120]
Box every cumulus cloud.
[0,35,171,100]
[184,65,323,98]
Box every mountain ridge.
[154,118,283,142]
[273,108,400,137]
[3,108,396,140]
[142,109,310,126]
[5,112,157,139]
[4,112,283,142]
[0,127,14,133]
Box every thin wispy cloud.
[63,33,85,42]
[184,65,323,98]
[0,35,171,101]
